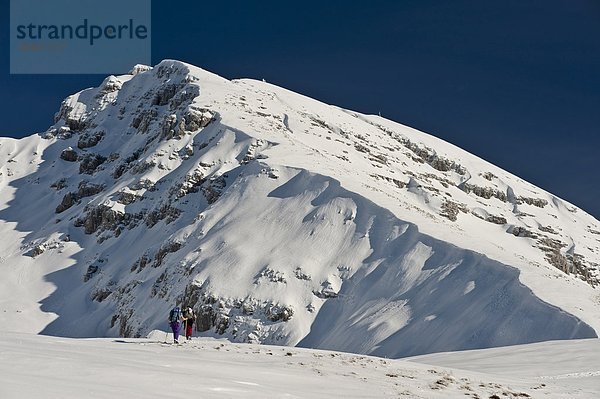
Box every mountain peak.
[0,60,598,356]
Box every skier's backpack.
[169,306,181,322]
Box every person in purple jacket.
[168,305,182,344]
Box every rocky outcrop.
[256,267,287,284]
[184,107,214,131]
[266,305,294,322]
[55,192,77,213]
[202,176,227,204]
[294,267,311,281]
[537,238,599,287]
[510,226,538,239]
[518,196,548,208]
[160,114,186,140]
[485,215,507,225]
[28,244,46,258]
[116,191,141,205]
[440,200,468,221]
[83,258,106,282]
[129,178,156,191]
[54,103,88,132]
[461,183,507,202]
[77,181,105,198]
[84,265,99,282]
[187,289,295,342]
[481,172,497,181]
[152,84,183,106]
[154,241,183,268]
[129,160,156,175]
[50,179,67,190]
[60,147,78,162]
[74,204,124,234]
[169,86,200,111]
[77,131,105,149]
[130,254,150,273]
[197,305,218,332]
[371,174,407,189]
[313,281,339,299]
[97,76,122,95]
[112,149,143,179]
[145,203,181,227]
[539,225,557,234]
[171,170,205,199]
[383,128,467,175]
[79,154,107,175]
[131,109,158,134]
[54,95,95,132]
[56,181,105,214]
[129,64,152,75]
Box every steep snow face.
[0,60,598,357]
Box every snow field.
[2,331,598,399]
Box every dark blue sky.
[2,1,599,219]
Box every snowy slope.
[1,332,598,399]
[408,338,600,393]
[0,60,599,358]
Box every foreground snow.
[1,331,598,399]
[408,338,600,393]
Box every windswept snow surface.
[408,338,600,393]
[1,331,598,399]
[0,60,599,358]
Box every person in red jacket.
[183,307,196,340]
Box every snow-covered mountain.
[0,60,598,358]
